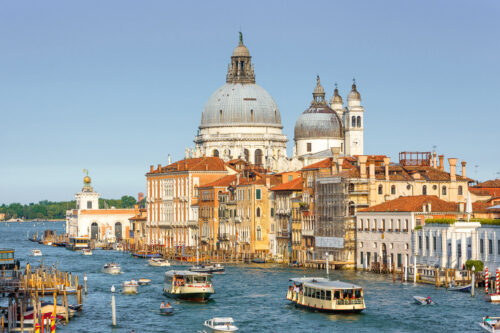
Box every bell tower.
[344,80,364,156]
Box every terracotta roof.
[80,209,135,215]
[359,195,459,213]
[469,187,492,196]
[148,157,226,174]
[200,174,238,188]
[301,158,355,171]
[270,177,303,191]
[475,179,500,188]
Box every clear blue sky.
[1,0,499,204]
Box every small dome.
[330,87,343,105]
[347,83,361,102]
[232,44,250,57]
[84,176,91,184]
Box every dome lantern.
[312,75,326,106]
[347,78,361,106]
[226,32,255,84]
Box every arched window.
[244,149,249,162]
[458,185,463,195]
[213,149,219,157]
[357,116,361,128]
[442,186,447,195]
[352,116,356,127]
[349,183,355,192]
[219,109,223,122]
[391,185,396,195]
[378,185,383,195]
[250,109,254,122]
[115,222,122,240]
[348,202,355,216]
[91,222,99,240]
[256,226,262,241]
[422,185,427,195]
[256,207,261,217]
[255,149,263,166]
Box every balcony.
[234,216,241,223]
[302,229,314,237]
[277,231,289,238]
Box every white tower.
[75,171,100,210]
[344,80,364,156]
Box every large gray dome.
[294,105,344,140]
[200,83,282,128]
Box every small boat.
[103,263,121,274]
[163,270,214,302]
[189,263,225,274]
[149,258,171,267]
[447,284,471,292]
[413,296,435,305]
[203,317,239,332]
[138,278,151,285]
[287,277,366,313]
[251,258,266,264]
[486,293,500,302]
[132,251,161,259]
[122,280,139,294]
[31,249,42,257]
[80,248,92,256]
[479,317,500,332]
[160,303,174,315]
[22,301,81,321]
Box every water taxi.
[122,280,139,294]
[163,270,214,302]
[479,317,500,332]
[31,249,42,257]
[203,317,238,332]
[103,263,121,274]
[0,249,18,270]
[286,277,366,313]
[67,237,90,251]
[189,263,225,274]
[149,257,171,267]
[80,248,92,256]
[138,278,151,285]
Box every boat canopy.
[289,277,362,290]
[212,317,234,323]
[165,270,210,277]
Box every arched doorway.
[91,222,99,240]
[115,222,122,241]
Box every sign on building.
[316,236,344,249]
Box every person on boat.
[426,296,432,304]
[165,302,171,308]
[160,302,165,309]
[450,279,455,288]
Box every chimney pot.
[433,152,437,168]
[448,158,457,182]
[438,155,444,171]
[150,165,154,172]
[461,161,467,178]
[383,157,390,180]
[358,155,368,179]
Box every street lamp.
[471,265,475,297]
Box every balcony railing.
[302,229,314,236]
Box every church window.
[250,109,254,122]
[219,109,223,122]
[357,116,361,127]
[352,116,356,127]
[256,207,261,217]
[255,149,263,166]
[378,185,383,195]
[87,201,92,209]
[422,185,427,195]
[442,186,447,195]
[391,185,396,195]
[307,142,312,152]
[458,185,463,195]
[244,149,249,162]
[213,149,219,157]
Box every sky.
[1,0,499,204]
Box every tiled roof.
[301,158,355,171]
[469,187,492,196]
[80,209,135,215]
[359,195,459,213]
[149,157,226,174]
[200,174,238,188]
[270,177,303,191]
[474,179,500,188]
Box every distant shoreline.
[1,219,65,223]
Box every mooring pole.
[111,285,116,327]
[325,252,329,275]
[471,265,476,297]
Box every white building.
[66,174,134,241]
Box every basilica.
[193,34,365,171]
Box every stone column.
[441,229,447,268]
[461,233,467,268]
[451,232,457,269]
[484,231,489,263]
[471,230,478,260]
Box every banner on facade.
[316,236,344,249]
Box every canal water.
[0,222,493,332]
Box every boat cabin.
[287,277,366,312]
[163,270,214,302]
[165,270,212,287]
[0,249,19,270]
[68,237,90,250]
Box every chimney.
[337,157,344,174]
[438,155,444,171]
[369,162,375,180]
[158,164,161,172]
[265,175,270,188]
[432,152,437,168]
[383,157,390,181]
[150,165,154,172]
[448,158,457,181]
[358,155,368,179]
[330,147,340,162]
[461,161,467,178]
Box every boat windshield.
[186,275,210,283]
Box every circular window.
[406,184,411,190]
[433,185,437,190]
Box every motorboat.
[103,263,121,274]
[80,248,92,256]
[31,249,42,257]
[149,258,171,267]
[203,317,239,332]
[163,270,214,302]
[22,301,82,321]
[131,251,161,259]
[413,296,435,305]
[480,317,500,332]
[251,258,266,264]
[160,303,174,315]
[447,284,471,292]
[189,263,225,274]
[287,277,366,313]
[138,278,151,285]
[122,280,139,294]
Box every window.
[213,149,219,157]
[458,243,461,257]
[442,186,447,195]
[352,116,356,127]
[357,116,361,128]
[255,149,263,166]
[256,189,261,200]
[256,226,262,240]
[433,236,437,251]
[256,207,261,217]
[418,235,422,249]
[244,149,249,162]
[378,185,383,195]
[498,240,500,255]
[480,239,484,254]
[458,185,463,196]
[87,201,92,209]
[426,236,429,250]
[422,185,427,195]
[307,142,312,152]
[288,175,293,182]
[391,185,396,195]
[349,183,355,192]
[489,239,493,254]
[270,208,274,217]
[250,109,254,122]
